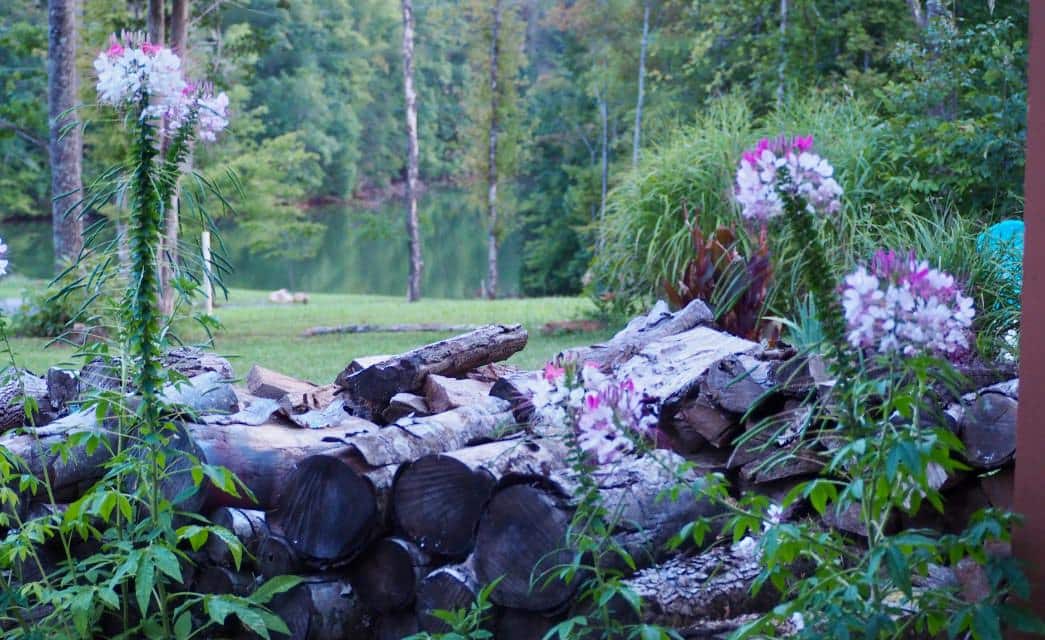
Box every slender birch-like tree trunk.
[632,0,650,168]
[402,0,423,302]
[485,0,502,300]
[777,0,787,106]
[148,0,165,44]
[159,0,190,316]
[47,0,84,272]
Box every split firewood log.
[424,374,494,413]
[558,299,712,370]
[0,371,53,432]
[350,537,431,612]
[382,392,430,423]
[246,365,317,400]
[336,324,527,420]
[375,611,419,640]
[392,437,570,557]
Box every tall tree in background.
[402,0,423,301]
[465,0,526,299]
[47,0,84,271]
[148,0,165,44]
[160,0,190,315]
[631,0,650,168]
[486,0,502,299]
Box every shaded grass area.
[6,286,614,382]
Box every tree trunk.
[47,0,84,271]
[161,0,190,317]
[598,86,608,241]
[777,0,787,106]
[268,578,371,640]
[402,0,423,302]
[485,0,502,300]
[147,0,165,44]
[391,437,569,557]
[335,324,527,420]
[631,0,650,168]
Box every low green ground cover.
[4,283,612,382]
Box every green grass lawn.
[6,285,615,383]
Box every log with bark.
[494,608,561,640]
[204,507,269,568]
[0,371,53,432]
[416,559,482,633]
[247,365,317,400]
[335,324,527,420]
[350,537,430,612]
[621,542,776,629]
[269,578,372,640]
[375,611,419,640]
[424,374,494,413]
[392,437,569,558]
[0,373,238,500]
[558,299,713,370]
[266,455,379,567]
[473,450,726,611]
[959,390,1017,470]
[302,323,483,337]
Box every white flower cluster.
[734,136,843,223]
[841,250,975,360]
[0,238,8,277]
[530,362,658,465]
[93,35,228,142]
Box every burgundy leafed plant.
[663,205,774,341]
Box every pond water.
[7,188,523,298]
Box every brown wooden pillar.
[1014,0,1045,623]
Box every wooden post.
[201,230,213,315]
[1013,0,1045,626]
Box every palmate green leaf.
[152,545,183,582]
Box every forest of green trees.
[0,0,1029,299]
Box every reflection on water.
[7,189,522,299]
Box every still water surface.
[8,189,522,298]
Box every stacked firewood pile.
[0,302,1018,639]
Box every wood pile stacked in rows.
[0,309,1019,639]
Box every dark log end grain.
[495,608,560,640]
[474,483,577,611]
[256,532,301,578]
[351,537,429,612]
[376,611,419,640]
[393,454,496,557]
[416,563,481,633]
[959,392,1017,469]
[267,455,378,565]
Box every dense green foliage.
[0,1,1030,298]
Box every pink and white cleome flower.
[94,34,229,143]
[841,250,975,360]
[734,135,843,223]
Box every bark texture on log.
[336,324,527,419]
[350,537,430,612]
[302,324,484,338]
[424,374,493,413]
[392,437,569,557]
[475,450,726,611]
[623,544,774,628]
[0,372,52,432]
[266,455,379,566]
[559,299,712,370]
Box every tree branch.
[0,117,47,150]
